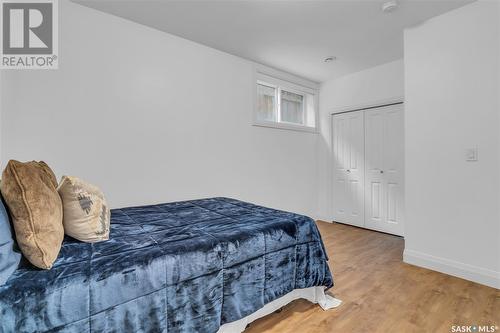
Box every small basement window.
[254,72,317,132]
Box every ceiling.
[74,0,473,83]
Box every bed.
[0,197,337,333]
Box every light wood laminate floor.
[245,221,500,333]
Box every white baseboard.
[313,215,333,223]
[403,249,500,289]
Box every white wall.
[404,0,500,288]
[0,0,320,216]
[317,59,404,220]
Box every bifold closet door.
[364,104,404,236]
[332,111,365,227]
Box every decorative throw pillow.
[0,195,21,285]
[57,176,110,243]
[0,160,64,269]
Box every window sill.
[252,121,318,134]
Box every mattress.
[0,197,334,333]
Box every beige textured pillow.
[58,176,110,243]
[0,160,64,269]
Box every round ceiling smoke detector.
[382,0,399,13]
[324,56,337,63]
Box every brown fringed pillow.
[57,176,110,243]
[0,160,63,269]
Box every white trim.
[314,215,334,223]
[253,63,319,90]
[330,96,404,115]
[217,286,341,333]
[253,120,317,133]
[403,249,500,289]
[257,73,316,96]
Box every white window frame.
[278,86,307,126]
[253,71,318,133]
[256,80,279,122]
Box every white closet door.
[364,104,404,236]
[332,111,365,227]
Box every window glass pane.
[280,90,304,124]
[256,83,276,122]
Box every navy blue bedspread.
[0,197,333,333]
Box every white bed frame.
[217,287,342,333]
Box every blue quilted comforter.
[0,197,333,333]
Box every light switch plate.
[465,147,478,162]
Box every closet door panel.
[332,116,348,221]
[364,109,386,229]
[332,111,364,227]
[364,104,404,236]
[383,106,404,235]
[347,112,365,224]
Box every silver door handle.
[346,169,351,173]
